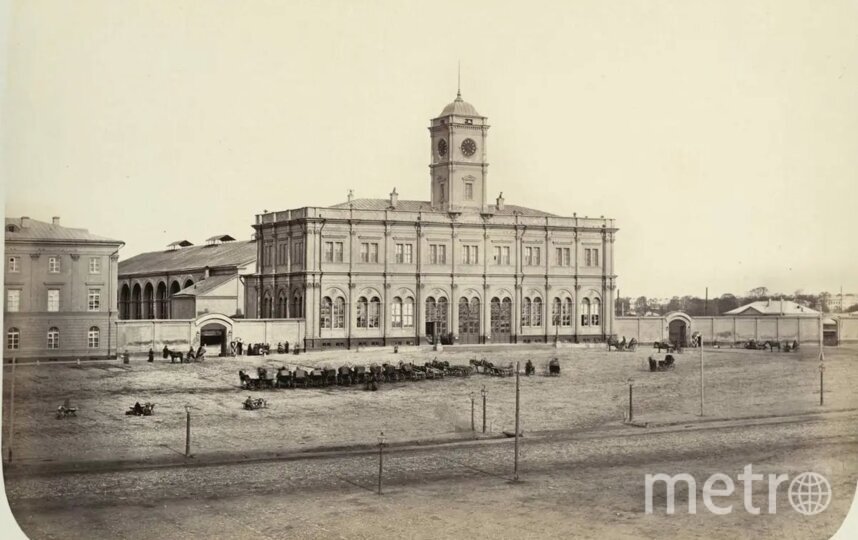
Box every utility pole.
[469,392,475,432]
[627,377,634,423]
[819,314,825,406]
[7,358,16,463]
[705,287,709,316]
[514,361,521,482]
[185,404,191,457]
[699,336,705,416]
[377,431,385,495]
[481,386,487,433]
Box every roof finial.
[457,60,461,100]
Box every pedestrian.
[148,348,154,363]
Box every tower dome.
[439,91,480,117]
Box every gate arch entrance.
[668,319,688,347]
[200,322,228,356]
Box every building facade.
[4,217,123,360]
[245,92,618,349]
[118,236,256,321]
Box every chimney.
[389,187,399,208]
[347,189,354,203]
[52,216,60,226]
[204,266,210,279]
[496,192,505,211]
[20,217,30,228]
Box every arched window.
[591,298,601,326]
[533,298,543,327]
[320,296,332,329]
[7,327,20,350]
[403,297,414,328]
[291,292,304,318]
[369,297,381,328]
[278,292,288,318]
[356,297,368,328]
[425,297,436,323]
[88,326,100,348]
[333,297,345,329]
[552,298,562,326]
[262,291,273,318]
[522,298,532,327]
[47,327,60,349]
[391,297,403,328]
[581,298,591,326]
[562,297,572,326]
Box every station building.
[245,91,619,350]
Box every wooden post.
[628,378,633,423]
[481,386,487,433]
[699,339,705,416]
[185,405,191,457]
[470,393,475,432]
[377,431,385,495]
[514,361,521,481]
[7,358,16,463]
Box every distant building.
[117,235,256,320]
[725,299,820,317]
[828,293,858,313]
[4,216,124,360]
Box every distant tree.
[819,291,831,313]
[718,293,740,314]
[666,296,681,312]
[634,296,648,315]
[846,303,858,313]
[748,286,769,299]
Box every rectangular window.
[556,248,563,265]
[88,328,99,348]
[465,182,474,200]
[395,244,413,264]
[89,257,101,274]
[593,248,600,266]
[462,245,479,264]
[502,246,510,265]
[534,247,541,265]
[48,256,61,273]
[370,243,379,263]
[360,243,369,263]
[88,289,101,311]
[556,247,571,266]
[391,301,402,328]
[525,247,532,266]
[564,248,571,266]
[7,329,20,350]
[47,329,59,349]
[403,300,414,328]
[585,248,592,267]
[324,242,334,262]
[8,257,19,273]
[47,289,60,312]
[334,242,343,262]
[429,244,447,265]
[293,241,304,264]
[6,290,20,312]
[494,246,501,264]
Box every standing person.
[237,340,243,355]
[148,348,154,363]
[230,340,236,357]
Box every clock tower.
[429,90,490,212]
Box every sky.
[3,0,857,299]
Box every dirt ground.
[2,344,857,465]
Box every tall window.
[555,247,570,266]
[533,297,543,327]
[6,289,20,312]
[591,299,601,326]
[464,182,474,200]
[89,257,101,274]
[521,298,532,327]
[493,246,510,265]
[88,326,100,348]
[369,297,381,328]
[320,297,333,329]
[47,327,59,349]
[562,298,572,326]
[88,289,101,311]
[8,257,19,273]
[403,297,414,328]
[7,328,20,350]
[581,298,591,326]
[47,289,60,312]
[278,242,288,265]
[391,297,403,328]
[525,247,541,266]
[333,297,345,329]
[360,242,379,263]
[553,298,562,326]
[395,244,413,264]
[585,248,600,267]
[356,297,368,328]
[462,245,479,264]
[292,241,304,264]
[324,241,344,263]
[48,256,61,273]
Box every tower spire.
[457,61,461,99]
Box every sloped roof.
[725,300,820,316]
[119,240,256,276]
[172,274,237,297]
[205,234,236,243]
[329,198,557,217]
[5,218,122,244]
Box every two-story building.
[4,217,124,360]
[244,91,618,349]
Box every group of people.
[229,340,278,356]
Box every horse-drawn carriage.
[56,398,77,419]
[547,358,561,376]
[653,340,675,353]
[608,337,638,352]
[648,354,675,372]
[125,402,156,416]
[243,396,268,410]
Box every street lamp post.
[469,392,475,432]
[819,363,825,406]
[377,431,386,495]
[481,386,487,433]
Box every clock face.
[437,138,448,157]
[461,138,477,157]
